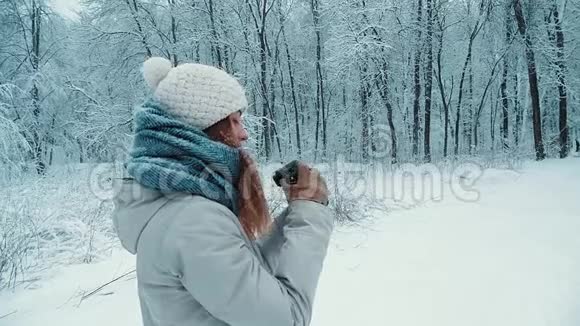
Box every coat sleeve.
[168,199,334,326]
[255,208,289,272]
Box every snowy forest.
[1,0,579,175]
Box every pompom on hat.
[142,57,248,130]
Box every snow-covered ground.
[1,158,579,326]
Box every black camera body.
[273,160,300,187]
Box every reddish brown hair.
[204,115,271,240]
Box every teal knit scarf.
[126,99,241,213]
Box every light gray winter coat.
[112,178,334,326]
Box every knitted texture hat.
[142,57,248,130]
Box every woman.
[112,57,334,326]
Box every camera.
[273,160,300,187]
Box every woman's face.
[228,111,249,147]
[205,111,248,148]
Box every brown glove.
[280,161,329,206]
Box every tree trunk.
[360,65,370,161]
[467,61,474,153]
[168,0,178,66]
[514,71,522,146]
[500,5,511,150]
[454,40,473,156]
[374,64,398,163]
[282,27,302,157]
[454,1,487,156]
[220,20,232,71]
[269,33,283,158]
[513,0,546,160]
[31,0,44,174]
[356,0,396,162]
[435,14,451,158]
[208,0,223,68]
[412,0,423,158]
[550,2,569,158]
[490,89,498,151]
[473,52,505,152]
[246,0,275,159]
[260,33,271,159]
[126,0,152,57]
[311,0,326,161]
[278,66,292,153]
[423,0,433,162]
[500,62,509,151]
[77,138,84,163]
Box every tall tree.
[454,0,489,156]
[423,0,434,162]
[30,0,44,173]
[547,1,569,158]
[435,3,452,158]
[167,0,178,66]
[124,0,152,57]
[279,10,302,157]
[412,0,423,158]
[207,0,223,68]
[311,0,327,161]
[499,3,512,150]
[513,0,546,160]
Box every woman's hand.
[280,161,329,206]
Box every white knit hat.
[142,57,248,130]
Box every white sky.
[51,0,81,20]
